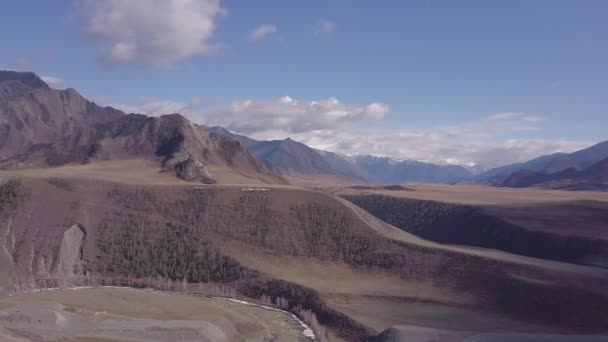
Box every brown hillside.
[0,71,284,185]
[1,175,608,340]
[0,71,123,161]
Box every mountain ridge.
[473,140,608,190]
[208,126,474,185]
[0,71,284,184]
[501,157,608,190]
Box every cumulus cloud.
[296,130,594,169]
[205,96,389,134]
[314,20,336,35]
[111,94,592,168]
[40,75,64,89]
[82,0,225,67]
[203,103,591,168]
[249,24,277,41]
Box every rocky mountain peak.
[0,70,49,90]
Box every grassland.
[0,287,311,341]
[332,183,608,205]
[2,163,608,341]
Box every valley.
[1,71,608,341]
[1,162,608,341]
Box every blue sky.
[1,0,606,168]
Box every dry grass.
[334,195,608,277]
[2,172,608,338]
[3,288,237,321]
[0,159,293,187]
[326,296,551,333]
[224,247,476,306]
[0,160,183,186]
[333,184,608,205]
[1,288,309,342]
[283,173,365,188]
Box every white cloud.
[113,97,195,116]
[10,49,54,71]
[205,96,389,134]
[203,103,591,168]
[249,24,277,41]
[191,96,204,106]
[488,112,525,121]
[314,20,336,35]
[451,112,545,137]
[82,0,225,67]
[40,75,63,89]
[256,127,593,169]
[110,95,592,168]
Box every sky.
[1,0,606,169]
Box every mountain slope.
[502,157,608,191]
[0,71,284,184]
[316,149,365,180]
[247,138,335,175]
[0,71,123,160]
[544,141,608,173]
[208,127,473,185]
[472,153,567,185]
[474,141,608,187]
[2,175,608,340]
[208,126,338,175]
[353,155,473,185]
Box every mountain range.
[0,70,282,184]
[207,126,473,185]
[209,124,608,190]
[500,157,608,191]
[473,140,608,190]
[2,70,608,340]
[2,70,607,190]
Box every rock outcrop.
[56,224,86,286]
[174,157,216,184]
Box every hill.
[2,171,608,340]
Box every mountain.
[0,71,124,161]
[543,141,608,173]
[208,127,473,184]
[463,163,487,176]
[473,140,608,189]
[474,141,608,187]
[352,155,473,184]
[245,138,335,175]
[206,125,257,146]
[472,152,567,185]
[0,71,283,184]
[501,157,608,191]
[315,149,364,180]
[207,126,347,177]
